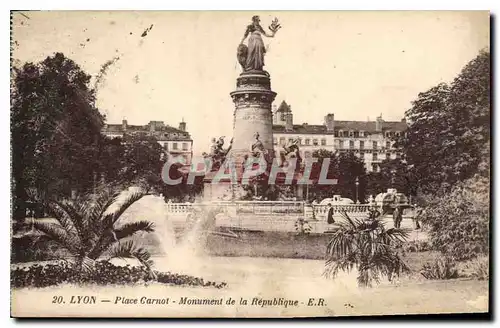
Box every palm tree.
[31,186,155,275]
[324,208,411,287]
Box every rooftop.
[272,120,407,134]
[103,120,192,140]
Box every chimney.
[179,120,186,131]
[324,113,335,132]
[376,115,383,132]
[285,113,293,131]
[122,119,127,131]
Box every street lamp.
[355,176,360,204]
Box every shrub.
[402,240,431,253]
[420,257,459,280]
[11,235,71,263]
[11,261,227,289]
[294,217,312,235]
[420,175,489,261]
[461,257,489,280]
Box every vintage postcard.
[10,10,490,318]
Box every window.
[288,138,294,144]
[280,137,286,146]
[395,131,401,137]
[172,142,178,150]
[373,141,378,149]
[373,153,378,161]
[349,131,354,137]
[336,140,342,149]
[280,113,286,121]
[354,131,359,138]
[344,140,350,149]
[386,141,391,149]
[386,153,390,160]
[273,137,278,145]
[359,141,364,149]
[349,140,354,149]
[305,139,310,145]
[360,152,365,158]
[334,131,338,137]
[313,139,318,146]
[304,151,312,158]
[163,143,168,150]
[359,131,364,137]
[182,143,189,151]
[338,130,343,137]
[321,139,327,146]
[385,132,390,138]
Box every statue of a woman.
[238,16,281,71]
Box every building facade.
[102,120,193,164]
[272,101,407,172]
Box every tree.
[308,150,367,202]
[324,209,410,287]
[309,149,337,201]
[118,134,166,190]
[365,158,416,197]
[420,174,489,261]
[32,186,156,275]
[396,50,490,193]
[336,152,367,202]
[11,53,104,219]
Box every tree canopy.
[11,53,104,219]
[396,50,490,194]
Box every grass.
[11,256,489,317]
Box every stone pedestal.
[202,70,277,201]
[229,70,277,166]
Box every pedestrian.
[393,205,402,228]
[327,203,335,224]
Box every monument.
[203,16,282,201]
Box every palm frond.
[339,210,358,229]
[114,221,155,240]
[326,229,354,260]
[49,199,90,247]
[103,240,155,271]
[47,203,78,236]
[76,255,96,273]
[33,221,80,254]
[324,255,356,279]
[84,188,121,227]
[382,227,411,244]
[110,190,146,224]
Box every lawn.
[11,256,488,318]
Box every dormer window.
[349,130,354,137]
[338,130,343,137]
[359,131,364,137]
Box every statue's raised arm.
[237,16,282,72]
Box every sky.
[11,11,490,155]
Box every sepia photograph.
[9,10,490,318]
